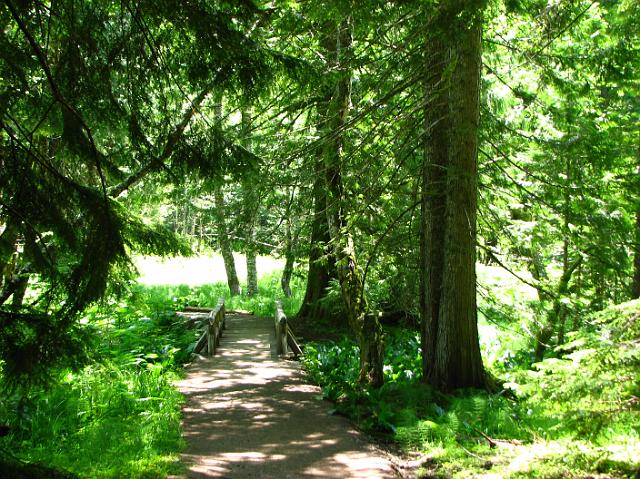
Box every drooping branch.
[5,0,108,197]
[109,87,211,197]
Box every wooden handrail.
[274,300,302,357]
[193,298,225,357]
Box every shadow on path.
[171,314,396,479]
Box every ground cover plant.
[0,287,193,478]
[0,260,304,479]
[301,283,640,478]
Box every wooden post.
[192,297,225,357]
[207,310,215,357]
[275,300,288,355]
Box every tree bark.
[211,95,240,296]
[421,3,486,391]
[214,186,241,296]
[296,157,337,321]
[633,208,640,299]
[321,17,384,388]
[241,107,259,296]
[0,219,20,291]
[632,155,640,299]
[281,217,295,298]
[421,34,449,381]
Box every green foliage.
[138,270,306,318]
[302,299,640,477]
[0,286,196,479]
[302,328,529,443]
[511,299,640,440]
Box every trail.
[170,313,397,479]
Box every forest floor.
[168,313,399,479]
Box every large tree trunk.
[421,3,486,391]
[296,159,337,321]
[321,17,384,388]
[214,187,241,296]
[421,34,449,381]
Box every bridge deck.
[172,313,396,479]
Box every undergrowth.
[301,300,640,478]
[0,289,194,478]
[0,271,305,478]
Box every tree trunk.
[212,95,240,296]
[241,107,259,297]
[632,155,640,299]
[246,246,258,296]
[321,17,384,388]
[10,273,29,310]
[281,218,295,298]
[214,187,241,296]
[633,208,640,299]
[534,256,582,361]
[0,220,20,290]
[296,159,337,321]
[421,3,486,391]
[421,34,449,381]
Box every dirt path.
[171,314,397,479]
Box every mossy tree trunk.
[321,17,384,388]
[296,158,337,321]
[421,1,486,391]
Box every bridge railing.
[192,298,225,357]
[274,300,302,357]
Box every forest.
[0,0,639,477]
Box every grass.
[0,292,192,478]
[301,268,640,479]
[134,253,285,287]
[3,255,638,478]
[0,254,304,479]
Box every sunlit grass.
[1,256,303,478]
[134,253,285,286]
[134,253,305,317]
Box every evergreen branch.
[1,119,67,186]
[476,243,558,300]
[109,87,212,197]
[528,0,598,61]
[4,0,108,200]
[0,199,56,271]
[362,199,421,285]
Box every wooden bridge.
[171,299,396,479]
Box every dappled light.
[173,314,395,478]
[2,0,639,477]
